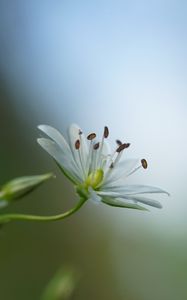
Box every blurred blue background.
[0,0,187,299]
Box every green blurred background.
[0,1,187,299]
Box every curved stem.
[0,197,86,224]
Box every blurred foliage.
[41,266,79,300]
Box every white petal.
[103,159,140,186]
[88,188,102,203]
[37,138,82,182]
[101,197,148,210]
[97,191,121,197]
[121,195,162,208]
[102,140,112,156]
[89,139,100,171]
[80,131,89,166]
[98,185,169,196]
[100,140,112,170]
[38,125,72,156]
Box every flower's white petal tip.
[69,123,81,129]
[37,124,57,134]
[37,137,47,146]
[154,187,170,196]
[157,188,169,196]
[37,124,43,129]
[37,137,42,145]
[37,124,47,131]
[162,190,170,196]
[68,123,81,134]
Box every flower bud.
[0,173,54,207]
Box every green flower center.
[85,169,104,189]
[76,169,104,200]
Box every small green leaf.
[0,173,54,207]
[102,197,149,211]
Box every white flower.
[37,124,169,211]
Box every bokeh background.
[0,0,187,299]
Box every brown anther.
[104,126,109,138]
[116,139,122,146]
[116,143,130,153]
[110,162,114,168]
[75,139,80,150]
[93,142,100,150]
[141,159,148,169]
[125,143,130,148]
[87,133,96,140]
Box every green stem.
[0,197,86,224]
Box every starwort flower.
[0,124,169,225]
[37,124,169,211]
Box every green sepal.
[102,197,149,211]
[76,185,89,201]
[0,173,54,206]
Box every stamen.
[96,126,109,170]
[75,139,80,150]
[75,138,87,179]
[104,142,130,181]
[116,139,122,146]
[104,151,123,181]
[93,142,100,150]
[127,159,148,177]
[104,126,109,138]
[87,133,96,140]
[141,159,148,169]
[90,142,99,173]
[116,143,130,153]
[105,142,126,172]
